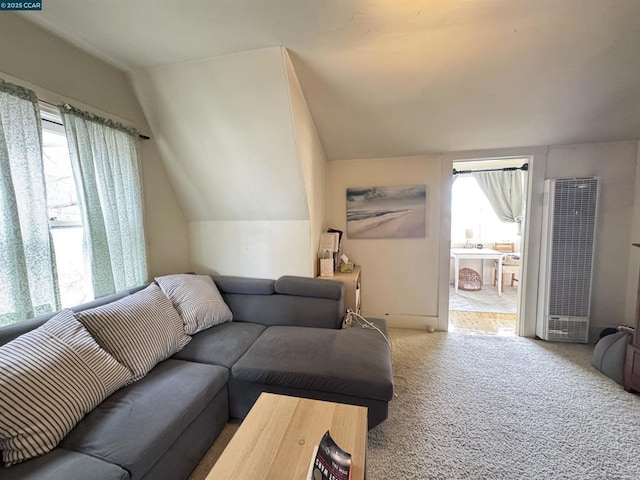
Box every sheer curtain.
[0,80,60,325]
[473,170,525,230]
[59,105,147,299]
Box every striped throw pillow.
[76,283,191,381]
[156,274,233,335]
[0,309,132,466]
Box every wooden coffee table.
[206,393,367,480]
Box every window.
[0,83,146,326]
[41,111,93,308]
[451,176,519,244]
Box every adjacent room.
[1,1,640,479]
[449,158,527,336]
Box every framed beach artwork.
[346,185,426,239]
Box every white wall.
[327,142,639,340]
[132,47,328,280]
[327,155,442,329]
[331,147,548,334]
[442,142,639,340]
[626,146,640,323]
[0,13,189,278]
[131,47,307,223]
[545,142,639,337]
[284,50,328,276]
[189,220,310,278]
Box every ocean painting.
[347,185,426,239]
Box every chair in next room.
[492,242,520,289]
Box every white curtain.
[59,105,147,299]
[0,80,59,326]
[473,170,525,229]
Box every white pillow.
[155,274,233,334]
[76,283,191,381]
[0,309,132,466]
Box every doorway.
[448,158,528,335]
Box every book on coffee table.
[307,430,352,480]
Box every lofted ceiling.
[20,0,640,160]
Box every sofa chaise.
[0,274,394,480]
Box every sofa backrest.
[0,275,346,347]
[213,275,345,329]
[0,285,147,347]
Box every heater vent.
[536,178,599,343]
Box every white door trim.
[438,147,549,336]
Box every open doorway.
[448,158,528,335]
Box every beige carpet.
[191,329,640,479]
[368,329,640,479]
[189,421,240,480]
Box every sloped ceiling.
[20,0,640,159]
[131,47,308,222]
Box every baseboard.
[373,313,438,330]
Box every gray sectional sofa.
[0,275,394,480]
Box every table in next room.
[450,248,504,296]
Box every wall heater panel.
[536,177,599,343]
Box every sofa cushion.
[76,283,191,381]
[231,325,393,402]
[156,274,233,334]
[2,448,129,480]
[60,359,229,480]
[0,309,132,466]
[173,321,266,368]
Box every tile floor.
[448,310,517,336]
